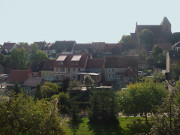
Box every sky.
[0,0,180,44]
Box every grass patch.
[65,117,149,135]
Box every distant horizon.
[0,0,180,44]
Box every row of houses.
[6,54,138,89]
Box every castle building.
[131,17,172,45]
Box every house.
[7,70,32,84]
[155,43,172,51]
[131,17,172,47]
[51,41,76,56]
[86,58,105,74]
[54,54,90,80]
[41,60,55,81]
[0,49,8,55]
[103,43,122,56]
[34,41,46,50]
[17,45,32,52]
[30,61,44,77]
[172,41,180,51]
[105,56,138,84]
[42,43,56,58]
[74,43,91,54]
[23,77,44,95]
[3,42,17,53]
[166,50,180,72]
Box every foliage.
[58,92,70,114]
[84,75,94,90]
[150,90,180,135]
[30,43,48,61]
[18,42,29,46]
[67,80,80,91]
[89,89,118,123]
[41,82,58,98]
[171,64,180,81]
[120,35,134,52]
[69,97,80,124]
[0,94,65,135]
[0,54,7,67]
[127,119,152,135]
[34,84,42,101]
[11,48,29,70]
[169,32,180,45]
[138,29,153,51]
[14,82,22,94]
[138,49,148,60]
[149,46,166,69]
[153,72,165,83]
[117,81,168,122]
[61,76,70,92]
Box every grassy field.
[65,117,148,135]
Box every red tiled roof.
[86,58,105,69]
[23,77,43,87]
[105,56,138,68]
[7,69,32,83]
[54,54,90,68]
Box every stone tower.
[160,17,171,33]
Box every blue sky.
[0,0,179,44]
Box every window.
[78,68,80,71]
[68,68,70,73]
[112,69,114,72]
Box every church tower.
[160,17,172,33]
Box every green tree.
[171,64,180,81]
[120,35,134,52]
[11,48,29,70]
[89,89,118,123]
[138,29,154,51]
[61,77,70,92]
[150,86,180,135]
[18,42,29,46]
[30,43,48,61]
[0,54,7,67]
[84,75,94,90]
[149,46,166,69]
[14,82,22,94]
[153,72,165,83]
[34,84,42,101]
[58,92,70,114]
[41,82,58,98]
[0,94,65,135]
[117,81,168,122]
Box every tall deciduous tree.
[138,29,154,51]
[149,46,166,69]
[0,54,7,67]
[0,94,65,135]
[41,82,58,98]
[34,84,42,101]
[120,35,134,52]
[117,81,168,122]
[30,43,48,61]
[11,48,29,70]
[89,89,118,123]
